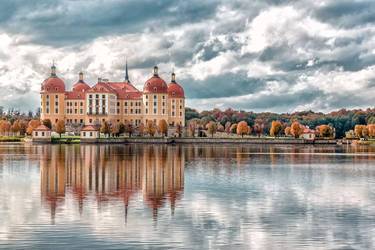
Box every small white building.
[80,125,100,142]
[300,127,316,140]
[32,125,52,142]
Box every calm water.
[1,144,375,249]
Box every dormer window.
[46,87,50,91]
[154,87,157,91]
[93,87,97,91]
[100,87,103,91]
[147,82,150,86]
[55,87,58,91]
[172,92,175,96]
[78,94,80,98]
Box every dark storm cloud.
[0,0,220,46]
[183,71,268,99]
[314,1,375,28]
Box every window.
[154,102,157,106]
[180,112,182,116]
[146,95,148,99]
[55,95,58,99]
[80,119,83,123]
[131,102,133,107]
[162,102,165,106]
[130,109,133,114]
[162,96,165,99]
[89,119,92,123]
[89,94,92,98]
[125,102,127,106]
[180,105,182,109]
[154,87,157,91]
[89,100,92,105]
[96,94,99,98]
[117,102,120,106]
[46,101,49,106]
[154,108,157,114]
[35,132,38,136]
[172,111,175,116]
[74,119,77,123]
[117,109,120,114]
[125,109,127,114]
[90,132,93,137]
[80,102,83,106]
[96,100,99,105]
[154,95,157,99]
[145,108,148,114]
[80,109,83,114]
[46,95,49,99]
[102,95,105,98]
[102,108,105,114]
[55,87,58,91]
[146,102,148,106]
[162,109,165,114]
[55,109,58,114]
[55,119,58,123]
[102,100,105,105]
[75,102,77,106]
[42,132,45,136]
[96,107,99,113]
[83,132,86,137]
[75,109,77,114]
[55,102,58,106]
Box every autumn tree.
[125,121,134,137]
[19,120,28,135]
[42,119,52,129]
[138,123,145,136]
[291,121,302,138]
[247,126,252,135]
[146,120,155,136]
[100,121,110,137]
[157,119,168,137]
[284,127,291,136]
[217,124,224,132]
[362,126,369,138]
[236,121,248,138]
[55,120,66,138]
[0,120,11,135]
[368,124,375,138]
[225,121,231,134]
[318,125,333,137]
[11,120,21,135]
[119,122,126,135]
[110,122,120,137]
[253,123,264,137]
[175,123,183,137]
[206,121,217,137]
[26,120,41,135]
[187,120,197,137]
[270,120,282,137]
[230,124,237,134]
[354,125,365,138]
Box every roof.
[34,125,51,131]
[143,77,168,94]
[81,125,99,131]
[167,82,185,98]
[41,77,66,93]
[71,81,90,92]
[302,128,315,134]
[87,82,116,93]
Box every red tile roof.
[87,82,116,93]
[41,77,66,93]
[167,82,185,98]
[66,91,85,99]
[34,125,51,131]
[143,77,168,94]
[81,125,99,131]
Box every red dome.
[41,77,66,93]
[72,81,90,92]
[143,77,168,94]
[167,82,185,98]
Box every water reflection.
[40,145,184,222]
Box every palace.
[40,62,185,128]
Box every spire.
[171,71,176,83]
[125,58,129,83]
[51,61,56,77]
[153,66,159,77]
[79,71,84,82]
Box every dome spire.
[125,58,129,83]
[79,71,84,82]
[51,60,56,77]
[171,69,176,83]
[153,66,159,77]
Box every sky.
[0,0,375,114]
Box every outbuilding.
[80,125,100,142]
[300,127,316,140]
[32,125,52,142]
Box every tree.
[19,120,28,135]
[157,119,168,137]
[146,120,155,136]
[175,123,183,137]
[26,120,41,135]
[236,121,248,137]
[318,125,333,137]
[230,124,237,134]
[270,120,282,137]
[110,122,120,137]
[284,127,291,136]
[291,121,302,138]
[225,122,231,134]
[368,117,375,125]
[119,122,126,135]
[217,124,224,132]
[125,121,134,137]
[0,120,11,135]
[55,120,66,138]
[345,130,355,138]
[247,126,252,135]
[362,126,369,138]
[11,120,21,135]
[206,121,217,137]
[138,123,145,136]
[253,123,264,137]
[100,121,110,137]
[42,119,52,129]
[368,124,375,138]
[187,120,197,137]
[354,125,365,138]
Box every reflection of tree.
[39,144,184,221]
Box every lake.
[0,143,375,249]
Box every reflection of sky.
[0,144,375,249]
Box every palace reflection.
[40,144,184,221]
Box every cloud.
[0,0,374,113]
